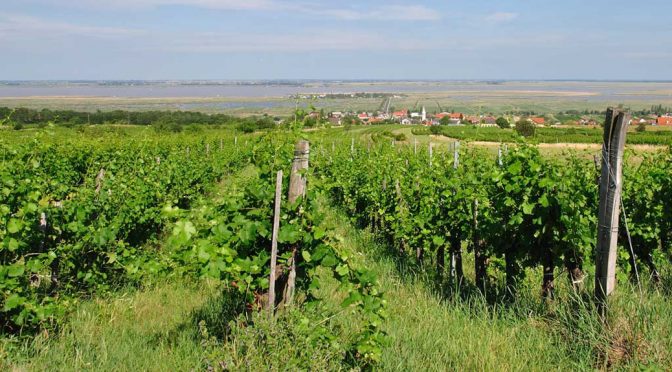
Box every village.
[319,105,672,128]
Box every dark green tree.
[496,117,510,129]
[515,119,536,137]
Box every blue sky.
[0,0,670,80]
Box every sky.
[0,0,671,80]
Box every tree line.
[0,107,278,133]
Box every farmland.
[1,122,671,370]
[3,80,672,116]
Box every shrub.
[515,119,536,137]
[496,117,510,129]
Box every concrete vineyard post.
[595,108,629,314]
[268,170,283,315]
[283,140,309,307]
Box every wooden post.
[206,143,210,156]
[283,140,310,307]
[414,138,418,155]
[268,170,283,315]
[595,108,629,312]
[498,146,503,167]
[220,138,223,151]
[95,168,105,195]
[288,140,309,204]
[453,143,459,169]
[156,156,160,165]
[351,138,355,155]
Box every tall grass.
[2,204,670,371]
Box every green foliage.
[496,117,510,129]
[515,119,536,137]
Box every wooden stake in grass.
[414,138,418,155]
[595,108,629,313]
[268,170,283,315]
[283,140,309,307]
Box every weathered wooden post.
[414,138,418,155]
[350,138,355,155]
[283,140,310,306]
[220,138,223,151]
[498,146,503,167]
[206,143,210,156]
[453,141,459,169]
[268,170,283,315]
[595,108,629,314]
[95,168,105,195]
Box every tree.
[515,119,536,137]
[440,116,451,126]
[636,121,647,133]
[496,117,510,129]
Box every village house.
[464,115,480,124]
[530,117,546,126]
[657,116,672,126]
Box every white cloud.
[0,13,143,41]
[15,0,441,21]
[314,5,440,21]
[0,13,431,52]
[485,12,518,23]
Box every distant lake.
[2,81,672,101]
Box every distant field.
[2,81,672,116]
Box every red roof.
[434,112,449,119]
[358,113,369,119]
[393,110,408,118]
[657,116,672,126]
[531,117,545,125]
[449,113,463,119]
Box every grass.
[2,200,671,370]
